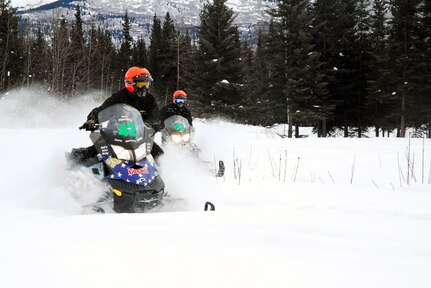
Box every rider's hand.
[82,119,96,131]
[152,123,162,132]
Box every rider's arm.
[145,96,161,131]
[184,108,193,126]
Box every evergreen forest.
[1,0,430,138]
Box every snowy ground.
[1,88,431,288]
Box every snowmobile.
[160,115,199,156]
[160,115,225,177]
[67,103,165,213]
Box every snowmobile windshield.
[97,104,154,150]
[164,115,190,135]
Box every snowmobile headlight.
[112,145,132,161]
[171,134,182,143]
[134,142,148,161]
[182,133,190,142]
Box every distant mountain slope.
[14,0,276,43]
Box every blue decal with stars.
[102,156,158,187]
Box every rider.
[70,66,163,164]
[159,90,193,128]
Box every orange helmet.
[173,90,187,105]
[124,67,153,96]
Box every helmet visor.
[175,97,187,104]
[133,75,153,82]
[135,81,150,89]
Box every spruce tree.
[149,14,162,95]
[270,0,328,137]
[331,0,362,137]
[197,0,244,119]
[177,31,196,91]
[177,32,201,110]
[69,4,85,95]
[51,18,71,95]
[132,35,148,68]
[98,28,116,94]
[249,29,276,126]
[118,10,133,79]
[31,26,50,86]
[262,19,297,128]
[387,0,423,137]
[0,0,24,91]
[352,0,374,137]
[419,0,431,137]
[159,12,178,102]
[312,0,345,136]
[366,0,394,136]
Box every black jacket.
[88,88,160,128]
[159,103,193,128]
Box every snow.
[10,0,57,9]
[1,87,431,288]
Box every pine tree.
[0,0,24,91]
[265,19,290,126]
[419,0,431,137]
[69,4,86,95]
[51,18,71,95]
[387,0,423,137]
[159,12,178,102]
[331,0,362,137]
[85,25,115,93]
[98,28,116,94]
[177,31,200,110]
[132,35,148,68]
[177,31,196,91]
[149,14,162,95]
[197,0,244,119]
[29,26,49,86]
[118,10,133,79]
[239,40,254,122]
[270,0,328,137]
[312,0,345,136]
[249,29,276,126]
[366,0,394,136]
[352,0,374,137]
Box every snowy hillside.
[11,0,57,10]
[12,0,275,43]
[12,0,274,23]
[1,88,431,288]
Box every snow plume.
[157,143,221,211]
[0,86,102,128]
[0,88,105,215]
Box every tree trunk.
[400,19,407,138]
[344,111,348,137]
[375,126,380,137]
[322,118,327,137]
[295,123,299,138]
[428,110,431,138]
[288,116,293,138]
[400,89,406,137]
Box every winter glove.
[80,119,97,131]
[152,123,162,133]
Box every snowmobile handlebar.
[79,123,100,131]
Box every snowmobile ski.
[204,202,215,211]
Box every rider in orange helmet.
[71,67,163,164]
[159,90,193,129]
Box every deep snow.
[1,88,430,288]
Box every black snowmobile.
[67,104,165,213]
[160,115,225,177]
[160,115,199,155]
